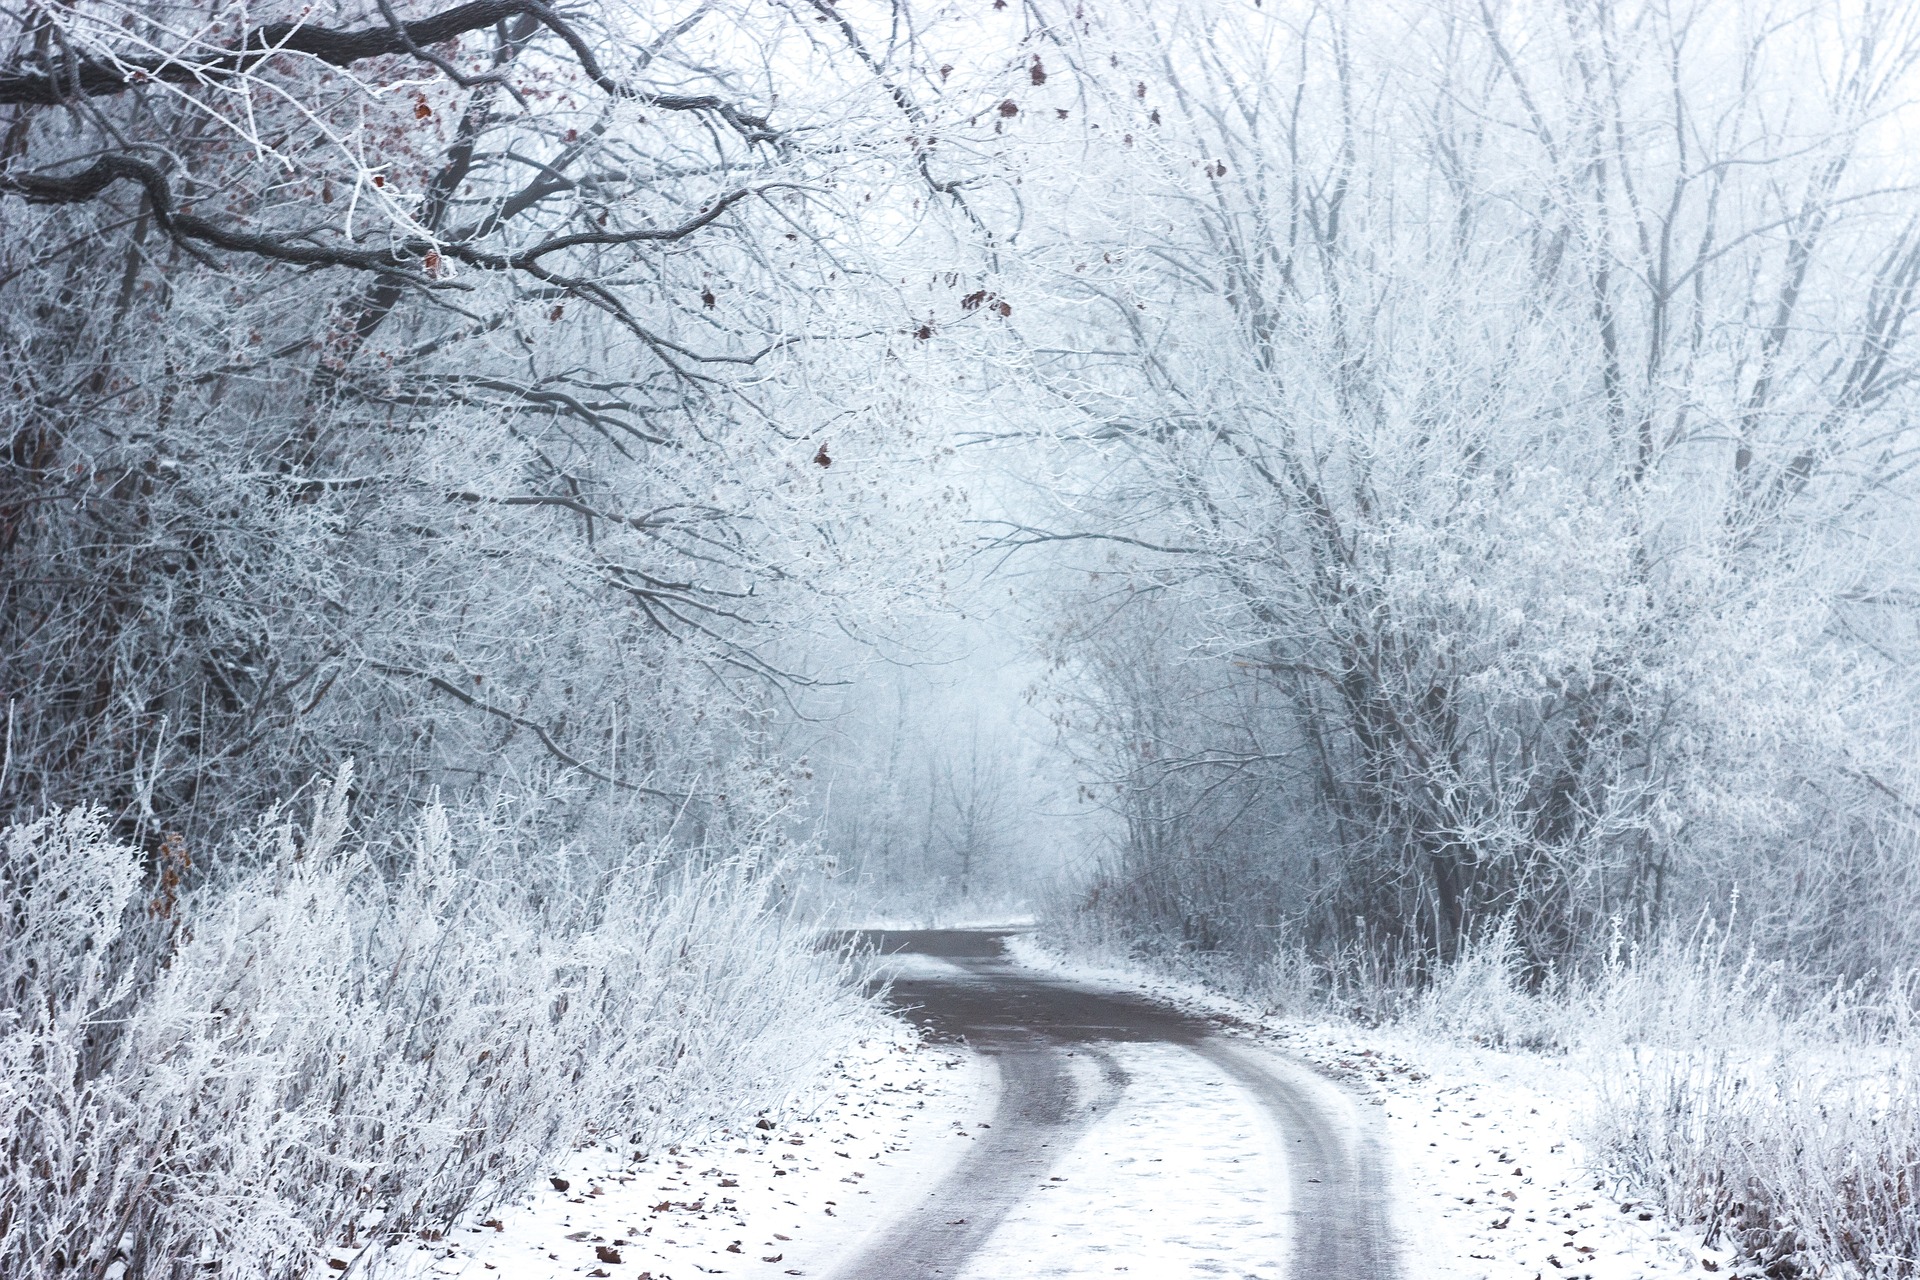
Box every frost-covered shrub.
[0,806,155,1276]
[1593,1045,1920,1279]
[1406,926,1562,1051]
[0,773,867,1280]
[1581,937,1920,1278]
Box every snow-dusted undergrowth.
[1406,925,1920,1278]
[0,771,870,1280]
[1578,943,1920,1279]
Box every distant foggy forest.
[8,0,1920,1276]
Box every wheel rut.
[826,929,1399,1280]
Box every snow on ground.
[956,1040,1290,1280]
[1274,1030,1735,1280]
[1006,937,1742,1280]
[379,1016,992,1280]
[374,935,1745,1280]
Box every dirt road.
[827,929,1399,1280]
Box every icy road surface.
[831,929,1399,1280]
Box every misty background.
[8,0,1920,1275]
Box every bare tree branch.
[0,0,775,142]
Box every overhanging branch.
[4,0,542,103]
[1,153,779,290]
[0,0,775,140]
[1,153,430,273]
[375,660,681,798]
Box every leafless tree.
[1006,0,1920,974]
[0,0,997,852]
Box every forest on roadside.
[8,0,1920,1275]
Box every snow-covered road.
[396,932,1722,1280]
[829,930,1398,1280]
[395,931,1396,1280]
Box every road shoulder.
[386,1021,994,1280]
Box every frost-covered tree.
[0,0,999,850]
[999,0,1920,974]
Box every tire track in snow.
[826,930,1398,1280]
[1194,1035,1397,1279]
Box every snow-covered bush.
[1364,919,1920,1277]
[1581,937,1920,1279]
[0,773,867,1279]
[1405,926,1563,1052]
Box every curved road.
[830,929,1399,1280]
